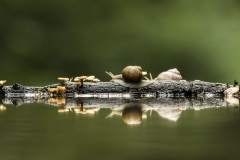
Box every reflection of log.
[1,96,239,108]
[1,97,238,124]
[0,80,233,98]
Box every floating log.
[0,80,234,98]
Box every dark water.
[0,102,240,160]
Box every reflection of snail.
[155,109,182,121]
[122,104,142,125]
[155,68,182,80]
[106,66,153,88]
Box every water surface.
[0,99,240,160]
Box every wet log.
[0,80,232,98]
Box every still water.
[0,97,240,160]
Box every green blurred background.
[1,0,240,86]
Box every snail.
[106,66,143,82]
[106,66,153,88]
[122,66,144,83]
[155,68,183,80]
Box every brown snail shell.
[106,66,153,88]
[122,104,142,125]
[156,68,182,80]
[122,66,143,83]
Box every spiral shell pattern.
[156,68,182,80]
[122,66,143,83]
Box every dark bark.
[0,80,231,98]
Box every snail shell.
[106,66,153,88]
[122,66,143,83]
[156,68,182,80]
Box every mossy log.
[0,80,233,98]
